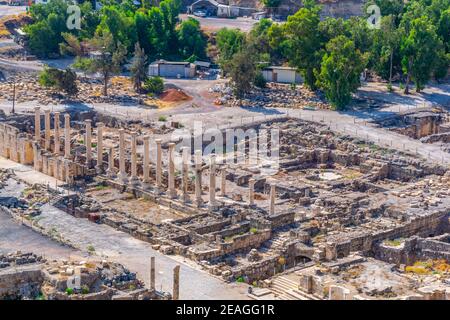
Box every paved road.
[0,209,80,259]
[180,14,257,32]
[33,203,249,299]
[0,5,27,19]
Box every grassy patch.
[383,238,404,247]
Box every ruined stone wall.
[230,256,279,282]
[219,229,272,255]
[374,236,450,265]
[266,210,295,229]
[0,265,43,299]
[333,209,449,258]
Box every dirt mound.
[0,14,33,39]
[159,88,192,102]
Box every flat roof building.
[148,60,196,79]
[262,66,303,84]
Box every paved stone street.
[0,157,249,300]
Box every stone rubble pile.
[212,83,329,109]
[0,251,43,269]
[0,75,158,106]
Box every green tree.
[261,0,281,15]
[97,5,137,51]
[374,15,402,86]
[438,8,450,52]
[130,43,148,93]
[400,16,443,93]
[26,12,68,58]
[318,17,347,44]
[160,0,181,55]
[228,49,257,98]
[60,32,84,57]
[316,36,367,109]
[83,32,127,96]
[344,17,373,54]
[216,28,246,70]
[434,51,450,81]
[283,4,323,89]
[177,17,207,59]
[364,0,405,22]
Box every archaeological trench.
[0,106,449,300]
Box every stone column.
[143,135,150,184]
[54,158,60,180]
[173,265,180,300]
[34,107,41,142]
[64,113,71,159]
[44,109,51,150]
[32,142,40,171]
[181,147,189,203]
[194,150,203,207]
[130,131,139,185]
[64,160,72,185]
[269,184,276,214]
[118,129,128,183]
[96,122,104,173]
[42,154,48,174]
[85,120,92,167]
[249,178,255,206]
[155,139,162,191]
[107,147,116,178]
[168,142,176,198]
[221,168,226,197]
[150,257,155,291]
[209,154,217,210]
[54,112,60,155]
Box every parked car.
[193,10,208,18]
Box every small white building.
[262,66,303,84]
[148,60,196,79]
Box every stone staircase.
[271,276,321,300]
[260,234,288,253]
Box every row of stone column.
[33,109,278,213]
[98,126,278,213]
[34,107,71,159]
[0,123,33,165]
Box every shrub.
[236,276,245,283]
[250,227,258,234]
[39,67,58,87]
[158,115,167,122]
[144,76,164,95]
[254,72,266,88]
[65,288,74,295]
[38,67,78,95]
[387,83,393,92]
[81,285,90,294]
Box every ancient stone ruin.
[0,109,449,300]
